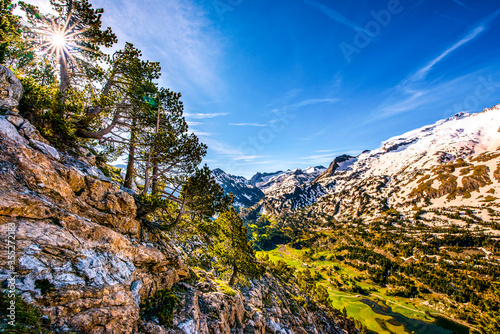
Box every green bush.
[216,280,237,296]
[18,76,79,148]
[99,164,123,182]
[140,288,180,327]
[0,292,52,333]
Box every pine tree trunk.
[124,118,137,189]
[229,264,238,286]
[142,156,152,194]
[151,162,159,195]
[142,106,161,194]
[59,54,69,103]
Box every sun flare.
[25,11,92,69]
[51,32,67,49]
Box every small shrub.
[34,279,55,296]
[140,288,180,327]
[216,280,237,296]
[99,164,123,182]
[0,292,52,333]
[483,195,497,202]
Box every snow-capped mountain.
[315,155,356,182]
[258,104,500,218]
[212,166,326,207]
[212,168,264,207]
[249,166,326,194]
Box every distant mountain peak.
[257,103,500,216]
[249,166,326,194]
[211,169,263,207]
[315,154,356,182]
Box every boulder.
[0,65,23,114]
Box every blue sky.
[25,0,500,178]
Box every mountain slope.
[247,105,500,333]
[250,166,326,194]
[212,166,326,207]
[212,168,264,207]
[258,104,500,217]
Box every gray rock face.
[0,65,23,114]
[0,125,188,333]
[0,115,28,144]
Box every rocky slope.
[212,168,264,207]
[257,105,500,220]
[213,166,326,208]
[0,113,353,333]
[249,166,326,195]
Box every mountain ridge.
[251,104,500,216]
[213,166,326,207]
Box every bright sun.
[51,33,67,48]
[26,11,91,67]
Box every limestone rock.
[30,139,61,160]
[0,126,188,333]
[0,115,28,145]
[19,120,50,144]
[6,114,24,127]
[0,65,23,114]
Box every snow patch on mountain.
[250,166,326,194]
[260,104,500,215]
[212,169,264,207]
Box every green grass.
[260,244,456,334]
[215,280,238,296]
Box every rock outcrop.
[0,113,354,333]
[0,114,190,333]
[0,65,23,114]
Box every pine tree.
[213,208,262,286]
[74,42,161,141]
[16,0,117,98]
[0,0,20,64]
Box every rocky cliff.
[0,112,354,333]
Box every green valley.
[248,204,500,333]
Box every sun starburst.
[24,10,95,72]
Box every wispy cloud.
[434,11,468,25]
[315,149,344,153]
[289,98,340,108]
[451,0,468,9]
[375,9,500,118]
[184,112,229,119]
[93,0,225,99]
[299,153,336,160]
[302,0,367,33]
[414,9,500,82]
[202,138,267,162]
[187,121,203,126]
[202,138,242,156]
[229,123,268,127]
[410,26,486,82]
[233,155,268,161]
[191,130,212,137]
